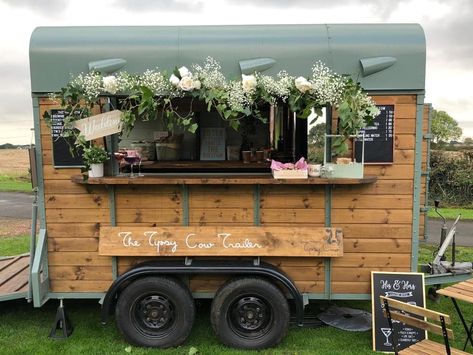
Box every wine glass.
[124,150,140,178]
[136,151,144,177]
[113,149,127,176]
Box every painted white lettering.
[219,233,262,249]
[185,233,215,249]
[145,231,178,253]
[119,232,141,247]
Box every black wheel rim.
[228,295,273,339]
[131,294,176,338]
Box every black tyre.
[115,276,195,348]
[210,277,289,349]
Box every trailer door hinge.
[423,133,433,140]
[420,207,430,212]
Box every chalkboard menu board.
[50,109,84,168]
[371,272,426,352]
[355,105,394,164]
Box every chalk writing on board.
[355,105,394,164]
[371,272,426,352]
[50,109,84,168]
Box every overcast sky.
[0,0,472,144]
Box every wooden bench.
[380,296,469,355]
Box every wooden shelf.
[71,174,377,185]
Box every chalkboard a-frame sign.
[50,109,84,168]
[371,271,426,352]
[355,105,395,164]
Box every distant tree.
[308,123,326,163]
[464,137,473,146]
[431,109,462,144]
[308,123,326,145]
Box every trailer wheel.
[115,276,195,348]
[210,277,289,349]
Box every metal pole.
[28,187,39,302]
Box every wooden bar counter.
[71,174,378,185]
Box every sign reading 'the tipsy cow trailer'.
[99,226,343,257]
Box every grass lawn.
[428,207,473,220]
[0,174,32,192]
[0,234,29,256]
[1,237,473,354]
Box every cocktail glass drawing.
[381,327,392,347]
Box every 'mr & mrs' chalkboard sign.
[371,271,426,352]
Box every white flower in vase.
[103,75,119,94]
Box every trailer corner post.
[32,96,46,229]
[422,103,433,242]
[108,185,118,279]
[411,94,425,271]
[324,185,332,300]
[182,184,189,226]
[253,184,261,226]
[324,108,333,300]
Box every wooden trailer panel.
[39,99,113,292]
[38,92,424,296]
[330,95,418,294]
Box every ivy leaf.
[124,346,132,353]
[173,66,181,79]
[188,123,198,134]
[188,347,199,355]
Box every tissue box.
[272,169,308,179]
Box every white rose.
[193,79,201,90]
[295,76,312,93]
[178,66,191,78]
[241,74,257,93]
[169,74,180,86]
[178,76,195,91]
[103,75,118,94]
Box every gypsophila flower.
[139,69,171,95]
[116,72,138,92]
[310,61,345,105]
[227,80,250,112]
[192,57,228,89]
[256,71,294,103]
[71,72,103,101]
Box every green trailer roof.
[29,24,425,93]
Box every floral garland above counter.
[45,57,380,170]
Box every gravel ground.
[0,217,33,237]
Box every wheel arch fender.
[100,260,305,326]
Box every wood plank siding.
[39,95,422,295]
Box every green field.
[1,235,473,354]
[428,207,473,220]
[0,175,32,192]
